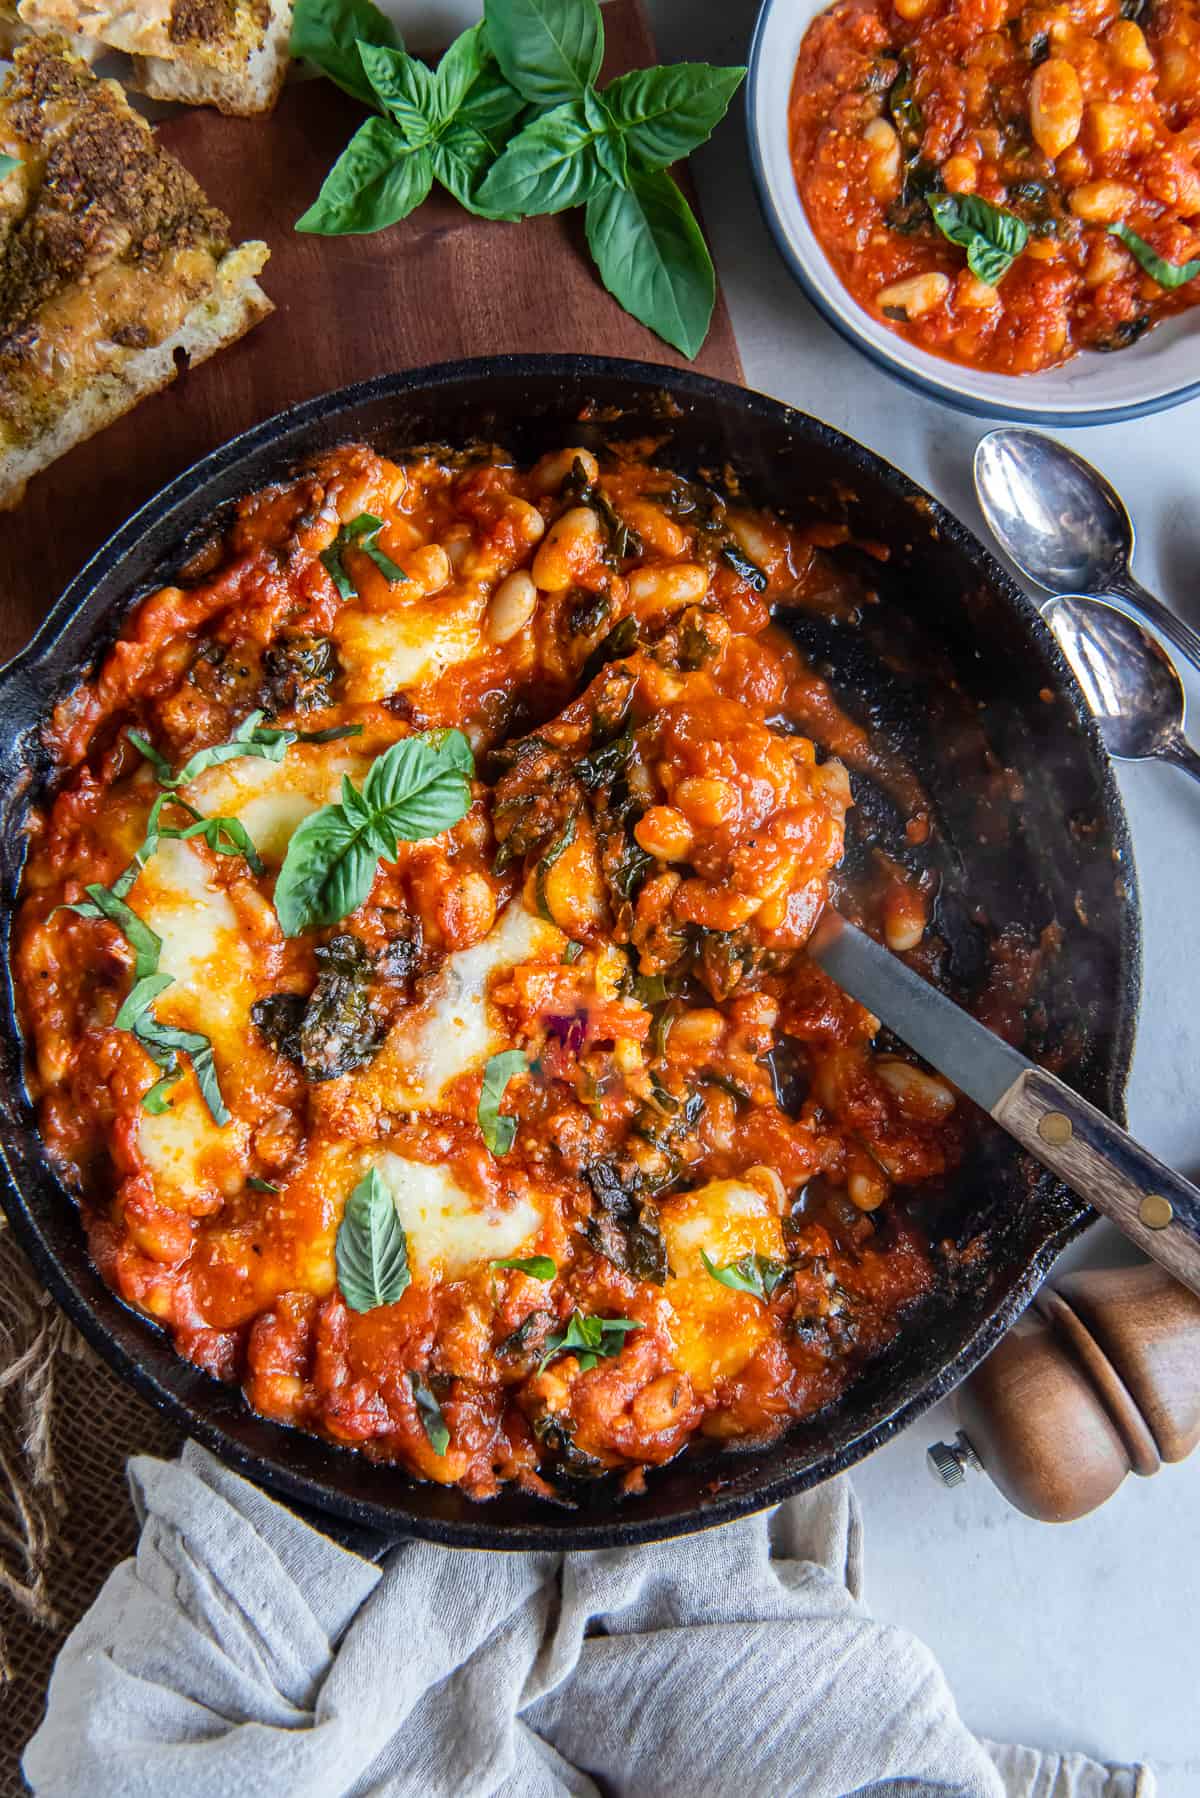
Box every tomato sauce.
[789,0,1200,372]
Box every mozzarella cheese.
[659,1180,787,1392]
[333,588,487,702]
[187,742,368,865]
[368,899,564,1110]
[373,1152,542,1279]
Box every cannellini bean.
[621,499,687,558]
[957,271,1002,309]
[404,543,451,596]
[531,506,604,591]
[632,1373,693,1435]
[485,569,538,644]
[666,1007,726,1053]
[673,775,738,826]
[530,447,599,495]
[1087,101,1138,158]
[942,154,978,194]
[847,1165,890,1211]
[1069,179,1137,222]
[1106,18,1153,71]
[812,757,852,805]
[634,805,695,862]
[893,0,931,19]
[883,884,925,952]
[1030,59,1083,160]
[1084,232,1128,287]
[876,1056,957,1121]
[727,515,774,569]
[863,117,901,197]
[875,272,950,319]
[613,1035,643,1076]
[504,497,546,544]
[745,1164,787,1208]
[443,528,473,573]
[626,562,709,610]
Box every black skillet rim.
[0,355,1142,1548]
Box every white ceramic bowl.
[747,0,1200,424]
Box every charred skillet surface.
[0,357,1140,1547]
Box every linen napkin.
[23,1441,1152,1797]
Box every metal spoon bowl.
[1043,594,1200,786]
[975,428,1200,675]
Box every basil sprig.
[536,1309,641,1373]
[492,1253,556,1279]
[321,511,409,598]
[927,192,1028,285]
[273,729,474,936]
[293,0,744,357]
[409,1371,450,1453]
[335,1166,411,1311]
[1108,222,1200,289]
[478,1049,528,1155]
[701,1250,792,1303]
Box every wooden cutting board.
[0,0,741,659]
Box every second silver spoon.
[1044,594,1200,787]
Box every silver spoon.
[1043,594,1200,787]
[974,428,1200,675]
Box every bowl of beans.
[748,0,1200,422]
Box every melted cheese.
[333,588,487,702]
[373,1152,542,1279]
[659,1180,787,1392]
[187,743,368,865]
[368,899,563,1110]
[139,1088,249,1208]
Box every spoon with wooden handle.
[809,911,1200,1297]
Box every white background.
[401,3,1200,1786]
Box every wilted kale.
[260,635,340,715]
[583,1161,669,1284]
[251,924,421,1083]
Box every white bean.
[485,570,538,644]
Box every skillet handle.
[992,1067,1200,1299]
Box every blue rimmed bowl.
[747,0,1200,425]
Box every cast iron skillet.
[0,356,1140,1548]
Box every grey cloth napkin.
[24,1441,1152,1798]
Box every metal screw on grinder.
[926,1430,983,1489]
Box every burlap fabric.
[0,1225,178,1797]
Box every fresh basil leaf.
[322,511,409,597]
[601,64,746,172]
[457,52,528,150]
[720,543,767,591]
[478,1049,528,1155]
[433,20,486,120]
[336,1166,411,1312]
[927,192,1028,285]
[135,711,294,790]
[585,88,628,189]
[491,1253,556,1279]
[292,723,365,745]
[114,971,175,1029]
[273,730,475,936]
[1108,222,1200,288]
[0,154,21,180]
[247,1176,281,1193]
[585,168,715,359]
[484,0,603,107]
[701,1249,791,1302]
[477,98,607,217]
[432,123,518,219]
[357,43,437,143]
[536,1310,640,1374]
[563,940,583,964]
[134,1013,230,1126]
[535,808,577,923]
[290,0,402,107]
[126,730,173,781]
[297,117,433,234]
[70,885,163,980]
[141,1072,179,1114]
[409,1371,450,1453]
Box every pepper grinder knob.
[924,1261,1200,1521]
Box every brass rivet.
[1038,1111,1073,1146]
[1140,1194,1173,1231]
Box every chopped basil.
[65,884,162,980]
[478,1049,528,1155]
[321,512,409,598]
[536,1309,641,1374]
[1108,223,1200,288]
[701,1249,792,1302]
[335,1166,411,1311]
[491,1254,556,1279]
[562,940,584,963]
[133,1015,230,1126]
[927,192,1028,284]
[247,1176,281,1193]
[409,1371,450,1454]
[0,154,21,180]
[273,729,474,936]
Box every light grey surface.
[402,4,1199,1787]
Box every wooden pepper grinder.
[926,1261,1200,1520]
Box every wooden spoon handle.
[991,1067,1200,1298]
